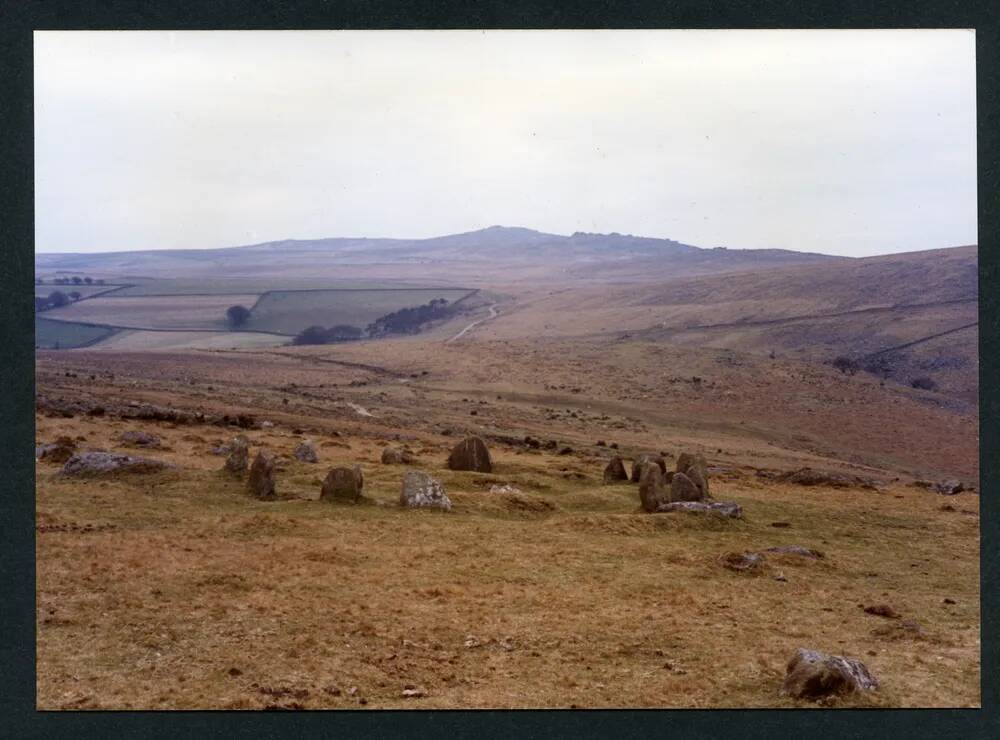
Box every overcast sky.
[34,30,976,256]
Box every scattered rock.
[224,435,249,475]
[862,604,901,619]
[670,471,703,502]
[120,430,161,448]
[293,439,318,463]
[943,598,956,605]
[911,479,934,489]
[602,456,629,483]
[381,446,415,465]
[246,451,277,500]
[655,500,743,518]
[780,648,878,699]
[770,521,792,528]
[488,484,522,495]
[933,479,965,495]
[719,551,766,574]
[60,451,171,476]
[401,687,426,698]
[780,467,882,490]
[763,545,824,559]
[675,452,709,499]
[36,436,77,463]
[871,619,924,641]
[447,436,493,473]
[400,471,452,511]
[320,465,365,503]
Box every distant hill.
[482,245,978,402]
[35,226,841,284]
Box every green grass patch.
[247,288,476,335]
[35,317,116,349]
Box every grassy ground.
[247,289,475,335]
[35,317,117,349]
[35,414,980,709]
[44,294,261,331]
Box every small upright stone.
[631,453,666,483]
[675,452,709,499]
[603,456,629,483]
[638,464,669,512]
[321,465,365,503]
[400,471,452,511]
[294,439,318,463]
[447,436,492,473]
[246,451,277,500]
[670,471,703,502]
[224,435,249,475]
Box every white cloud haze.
[34,30,977,256]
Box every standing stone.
[670,471,703,502]
[320,465,365,503]
[780,648,878,700]
[294,439,318,463]
[447,436,493,473]
[603,455,629,483]
[631,453,666,483]
[675,452,709,499]
[246,451,277,500]
[400,471,452,511]
[224,435,249,475]
[638,464,670,512]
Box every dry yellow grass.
[36,415,980,709]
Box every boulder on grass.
[382,446,415,465]
[120,430,161,448]
[36,436,77,463]
[320,465,365,503]
[602,456,629,483]
[933,479,964,495]
[719,551,766,574]
[780,648,878,700]
[675,452,709,499]
[224,435,249,475]
[247,451,277,500]
[400,471,452,511]
[655,500,743,519]
[447,436,492,473]
[61,451,170,476]
[294,439,318,463]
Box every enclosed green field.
[113,278,441,297]
[34,284,124,299]
[35,317,116,349]
[247,288,476,335]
